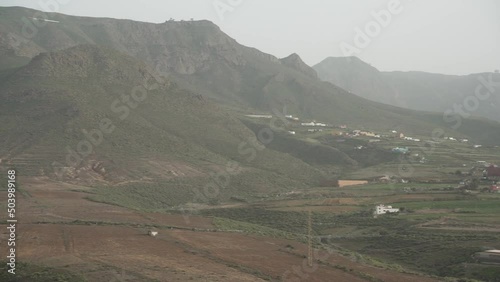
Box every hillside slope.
[1,45,357,204]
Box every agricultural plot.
[200,178,500,281]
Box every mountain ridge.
[2,6,500,190]
[2,44,367,201]
[314,56,500,123]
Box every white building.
[301,122,316,126]
[374,204,399,215]
[245,114,272,119]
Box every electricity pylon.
[308,210,313,267]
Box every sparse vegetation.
[0,262,85,282]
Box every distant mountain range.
[313,56,500,123]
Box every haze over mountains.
[314,56,500,123]
[1,6,500,192]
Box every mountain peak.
[319,56,379,72]
[283,53,301,60]
[279,53,317,79]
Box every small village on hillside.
[245,112,500,197]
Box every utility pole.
[308,210,313,267]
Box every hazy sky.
[2,0,499,75]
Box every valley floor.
[0,177,440,281]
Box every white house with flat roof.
[374,204,399,215]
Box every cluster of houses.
[290,124,427,143]
[245,117,486,160]
[245,114,358,136]
[245,114,301,121]
[341,129,473,146]
[390,131,471,144]
[396,133,421,142]
[299,119,334,134]
[443,136,469,142]
[352,130,380,138]
[403,136,421,142]
[301,121,329,127]
[391,130,421,142]
[457,163,500,192]
[307,128,324,133]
